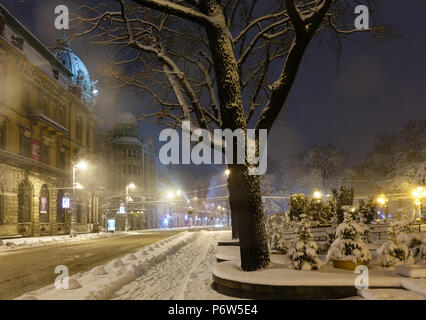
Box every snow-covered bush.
[265,214,287,253]
[376,221,410,267]
[288,194,308,222]
[398,233,425,260]
[326,212,372,265]
[288,214,322,271]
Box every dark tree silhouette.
[70,0,389,271]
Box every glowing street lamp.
[412,186,426,221]
[70,160,88,235]
[376,194,389,221]
[167,191,175,199]
[225,169,230,177]
[176,189,182,196]
[313,191,322,200]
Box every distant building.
[0,5,99,237]
[95,112,158,231]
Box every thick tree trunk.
[200,1,270,271]
[227,164,270,271]
[231,209,239,239]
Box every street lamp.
[412,186,426,221]
[125,183,136,231]
[376,194,389,221]
[71,160,87,235]
[225,169,230,177]
[312,190,322,223]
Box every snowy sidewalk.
[16,230,235,300]
[113,230,234,300]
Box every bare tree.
[70,0,389,271]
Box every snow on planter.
[396,265,426,278]
[358,288,425,300]
[400,278,426,296]
[288,214,322,270]
[326,212,372,266]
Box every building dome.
[117,112,138,126]
[53,39,98,109]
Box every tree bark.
[200,1,270,271]
[227,163,270,271]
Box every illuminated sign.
[107,219,116,231]
[118,206,126,214]
[62,197,70,209]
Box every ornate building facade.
[94,113,158,231]
[0,5,99,237]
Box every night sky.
[2,0,426,188]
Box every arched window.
[39,185,50,223]
[18,180,32,223]
[56,189,66,223]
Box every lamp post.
[71,161,87,235]
[125,183,136,231]
[376,194,389,222]
[412,186,426,221]
[313,190,322,222]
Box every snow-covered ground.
[15,230,235,300]
[0,231,140,251]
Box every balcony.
[27,110,68,135]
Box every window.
[41,142,49,164]
[18,180,32,223]
[39,185,49,223]
[21,88,31,112]
[40,94,49,116]
[76,116,82,141]
[122,149,126,158]
[56,104,66,127]
[58,148,66,169]
[56,190,65,223]
[128,149,132,157]
[19,128,31,157]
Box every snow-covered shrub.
[326,212,372,265]
[398,233,425,260]
[265,214,287,253]
[376,221,410,267]
[288,214,322,271]
[288,194,308,222]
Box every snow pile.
[288,214,322,271]
[326,212,372,264]
[376,221,411,267]
[15,232,196,300]
[0,232,140,251]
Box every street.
[0,230,182,300]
